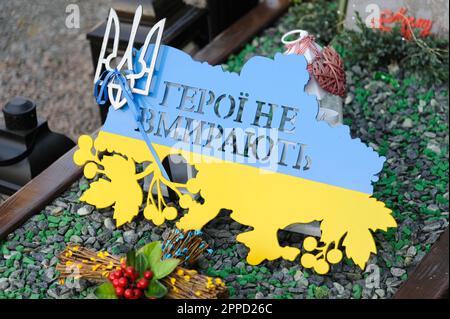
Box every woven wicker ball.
[307,46,346,98]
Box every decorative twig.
[56,245,227,299]
[161,229,213,265]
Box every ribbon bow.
[93,69,170,181]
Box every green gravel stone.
[259,266,269,274]
[5,258,14,268]
[47,216,60,223]
[237,278,247,285]
[13,252,22,260]
[2,245,10,256]
[25,231,33,241]
[110,247,121,256]
[268,279,280,285]
[65,229,74,238]
[307,285,315,299]
[137,238,146,247]
[15,245,24,252]
[352,284,362,299]
[22,256,35,265]
[3,269,13,277]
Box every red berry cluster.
[108,264,153,299]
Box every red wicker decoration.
[285,35,321,58]
[307,46,346,98]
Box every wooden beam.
[193,0,291,65]
[394,227,449,299]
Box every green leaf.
[144,278,168,299]
[148,242,163,269]
[137,241,160,264]
[126,250,136,268]
[94,282,118,299]
[135,253,148,277]
[153,258,180,279]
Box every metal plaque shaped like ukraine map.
[74,6,396,275]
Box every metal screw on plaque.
[0,97,75,194]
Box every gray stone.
[47,288,59,299]
[406,246,417,257]
[236,261,245,269]
[345,94,354,105]
[386,277,402,287]
[123,230,138,244]
[402,118,413,128]
[85,237,96,245]
[48,206,63,216]
[236,245,248,259]
[27,271,38,283]
[69,235,83,244]
[104,218,116,231]
[58,226,69,235]
[333,282,345,295]
[375,289,385,298]
[422,221,441,232]
[77,205,94,216]
[272,272,284,282]
[426,141,441,154]
[215,229,232,239]
[0,278,9,290]
[255,292,265,299]
[43,268,57,283]
[13,280,25,289]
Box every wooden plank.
[193,0,291,65]
[0,146,82,240]
[394,227,449,299]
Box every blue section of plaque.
[102,45,385,195]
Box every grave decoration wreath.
[73,6,397,276]
[56,229,227,299]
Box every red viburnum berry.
[112,279,120,287]
[125,266,135,278]
[133,289,143,299]
[114,270,123,278]
[115,287,124,297]
[124,289,134,299]
[108,273,116,282]
[118,277,128,287]
[136,278,149,290]
[144,271,153,280]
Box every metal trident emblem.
[93,5,165,109]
